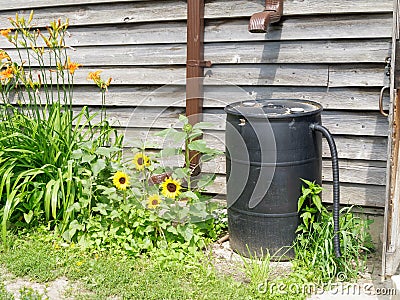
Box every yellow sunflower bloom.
[133,152,151,170]
[113,171,130,190]
[147,194,162,209]
[161,177,182,199]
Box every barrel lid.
[224,99,322,118]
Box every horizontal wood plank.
[145,150,386,186]
[322,160,386,186]
[2,40,390,65]
[322,183,385,207]
[203,176,385,207]
[14,65,331,86]
[206,0,393,17]
[101,86,390,111]
[94,107,388,137]
[0,14,391,48]
[0,0,143,11]
[120,127,387,161]
[0,62,386,88]
[205,14,392,42]
[329,65,390,87]
[8,86,390,112]
[0,1,188,28]
[0,0,392,28]
[204,40,391,64]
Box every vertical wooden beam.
[382,0,400,277]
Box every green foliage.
[294,179,373,284]
[61,115,227,255]
[0,13,119,246]
[0,12,225,256]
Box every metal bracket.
[379,86,390,117]
[186,60,212,67]
[385,56,392,77]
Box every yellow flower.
[66,57,82,75]
[87,70,102,82]
[133,152,151,170]
[113,171,130,190]
[0,66,13,80]
[76,261,84,267]
[0,29,11,38]
[147,194,162,209]
[161,177,182,199]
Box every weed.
[294,179,373,284]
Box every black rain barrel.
[225,99,323,258]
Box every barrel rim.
[224,99,323,119]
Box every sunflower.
[161,177,182,199]
[113,171,130,190]
[133,152,151,170]
[147,194,162,209]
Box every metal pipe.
[310,123,342,258]
[248,0,283,33]
[186,0,209,175]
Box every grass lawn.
[0,230,281,300]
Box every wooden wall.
[0,0,393,208]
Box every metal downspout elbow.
[248,0,283,33]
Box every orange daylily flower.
[66,57,82,75]
[0,29,11,38]
[87,70,102,82]
[0,51,9,61]
[0,66,14,80]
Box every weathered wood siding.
[0,0,392,208]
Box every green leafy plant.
[0,12,120,246]
[294,179,373,283]
[61,114,226,255]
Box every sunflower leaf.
[180,191,199,201]
[154,127,178,137]
[159,147,182,157]
[95,146,120,157]
[92,159,106,177]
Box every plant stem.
[185,135,191,191]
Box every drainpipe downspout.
[186,0,211,175]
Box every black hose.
[310,123,342,258]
